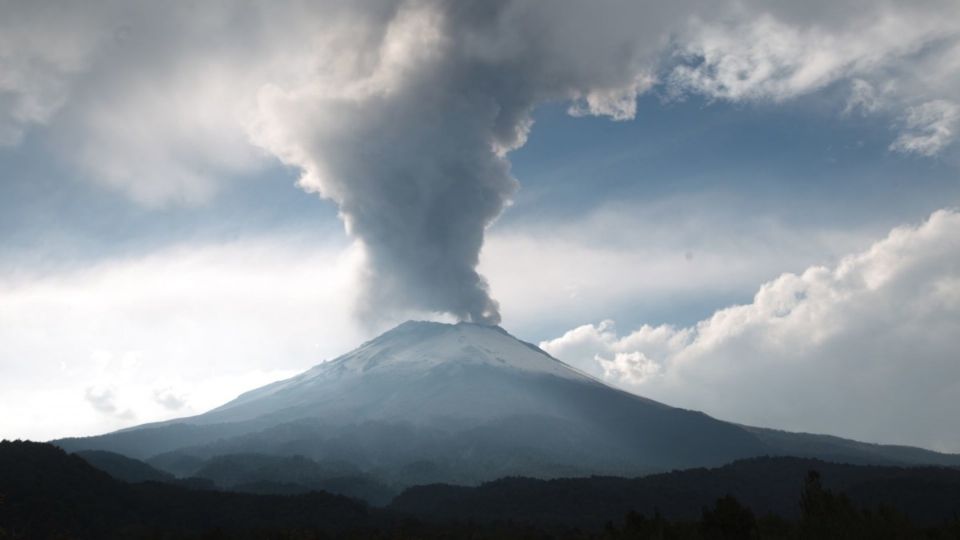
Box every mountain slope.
[74,449,175,483]
[199,321,656,427]
[54,321,960,488]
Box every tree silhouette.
[701,495,757,539]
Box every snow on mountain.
[201,321,610,425]
[54,320,960,482]
[312,321,592,380]
[222,322,591,404]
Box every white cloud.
[153,387,187,411]
[568,72,657,121]
[0,2,372,205]
[890,100,960,156]
[542,209,960,452]
[0,237,369,440]
[482,197,877,331]
[844,79,883,115]
[668,10,943,102]
[666,5,960,154]
[601,351,663,385]
[84,385,135,421]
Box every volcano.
[55,321,960,490]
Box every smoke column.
[4,1,955,323]
[245,0,959,324]
[252,0,676,324]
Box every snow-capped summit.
[306,321,591,380]
[202,320,607,425]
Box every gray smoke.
[253,0,694,324]
[253,0,960,324]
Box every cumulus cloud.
[84,386,135,421]
[2,0,960,322]
[667,8,948,102]
[153,388,187,411]
[844,79,883,115]
[890,100,960,156]
[665,4,960,155]
[542,209,960,452]
[482,198,877,328]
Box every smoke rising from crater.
[252,0,960,324]
[255,2,523,323]
[252,1,673,323]
[4,0,959,323]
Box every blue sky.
[504,94,960,332]
[1,0,959,451]
[512,95,959,231]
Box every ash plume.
[253,0,675,324]
[7,0,955,323]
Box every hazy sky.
[2,0,959,451]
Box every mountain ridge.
[6,440,960,537]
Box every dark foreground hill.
[393,456,960,528]
[55,322,960,490]
[73,449,175,483]
[0,441,375,538]
[4,440,960,539]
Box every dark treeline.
[72,443,960,519]
[2,440,960,539]
[392,457,960,527]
